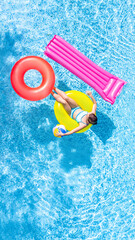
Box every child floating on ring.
[51,87,97,137]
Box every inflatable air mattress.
[44,35,127,104]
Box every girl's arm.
[57,125,86,137]
[86,91,97,114]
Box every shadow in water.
[0,31,23,108]
[60,133,93,172]
[22,103,56,145]
[0,31,25,146]
[57,81,71,91]
[91,110,116,144]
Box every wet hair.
[87,113,97,125]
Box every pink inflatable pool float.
[44,35,127,104]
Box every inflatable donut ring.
[54,90,94,133]
[11,56,55,101]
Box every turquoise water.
[0,0,135,239]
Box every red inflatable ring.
[11,56,55,101]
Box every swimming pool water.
[0,0,135,239]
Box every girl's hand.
[56,130,64,137]
[86,91,92,97]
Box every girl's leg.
[51,91,71,115]
[54,87,79,108]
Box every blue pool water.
[0,0,135,239]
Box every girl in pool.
[51,87,97,137]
